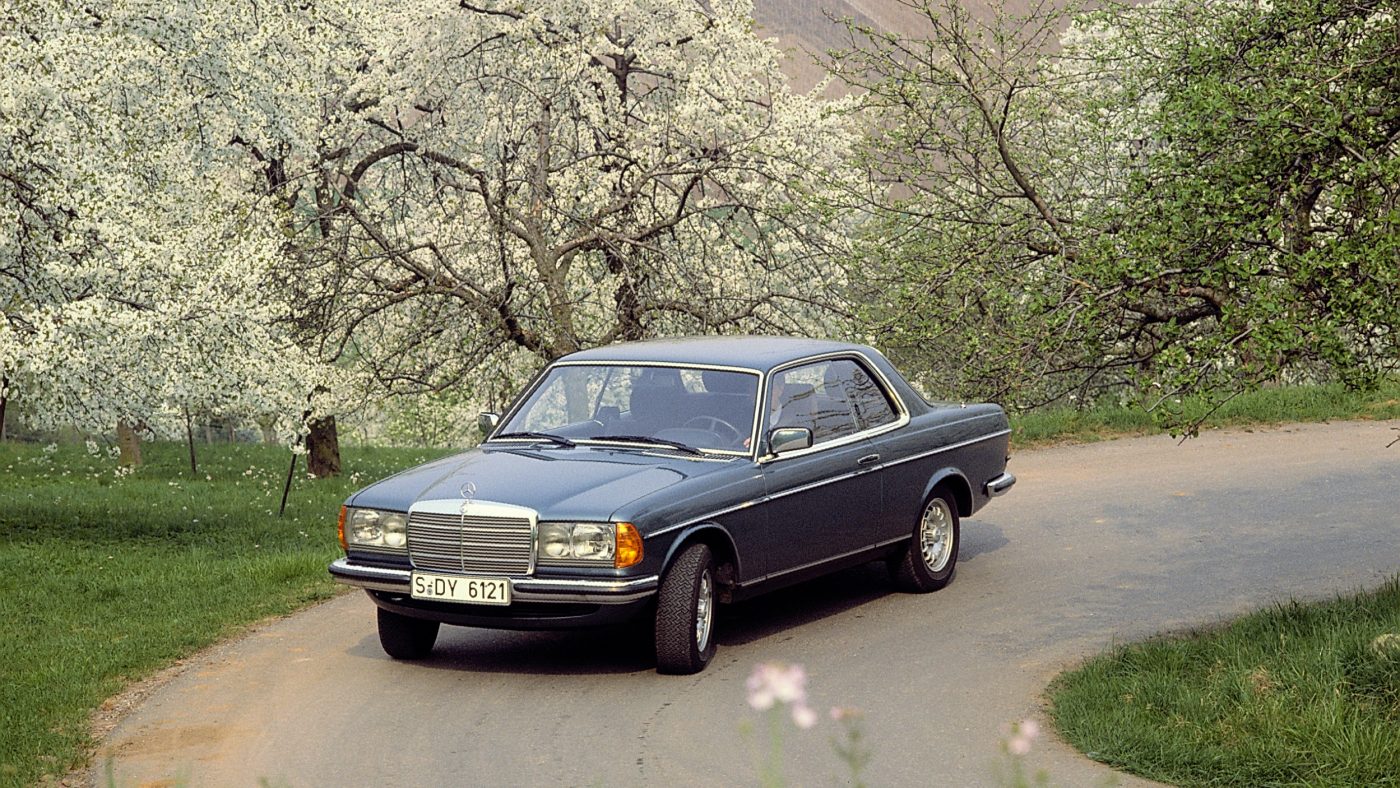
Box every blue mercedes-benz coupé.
[331,336,1015,673]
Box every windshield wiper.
[492,431,576,447]
[591,434,702,455]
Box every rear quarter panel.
[874,404,1010,541]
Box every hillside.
[752,0,1042,89]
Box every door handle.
[857,453,881,466]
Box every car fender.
[921,468,973,517]
[659,522,743,581]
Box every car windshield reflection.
[493,364,760,454]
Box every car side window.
[771,360,863,443]
[832,359,898,431]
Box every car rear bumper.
[985,472,1017,497]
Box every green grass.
[1010,379,1400,449]
[0,441,452,787]
[1049,578,1400,787]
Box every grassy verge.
[1048,578,1400,786]
[1010,379,1400,449]
[0,441,451,787]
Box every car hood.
[348,444,738,522]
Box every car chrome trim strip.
[548,359,764,374]
[876,428,1011,470]
[648,429,1013,539]
[985,471,1017,497]
[735,536,910,588]
[329,559,414,592]
[513,575,660,604]
[329,559,658,604]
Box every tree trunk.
[0,377,7,441]
[117,420,143,467]
[258,416,278,444]
[563,374,592,423]
[184,408,198,474]
[306,416,341,478]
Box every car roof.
[559,335,875,374]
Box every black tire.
[890,490,960,593]
[654,543,718,674]
[377,607,440,660]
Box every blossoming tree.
[4,0,862,451]
[0,0,360,461]
[270,0,862,407]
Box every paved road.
[98,420,1400,787]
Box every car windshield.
[494,364,760,454]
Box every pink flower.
[746,662,808,711]
[1004,718,1040,756]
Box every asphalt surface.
[97,420,1400,787]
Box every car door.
[754,359,884,578]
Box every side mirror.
[477,412,500,435]
[768,427,813,455]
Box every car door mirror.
[478,412,500,435]
[769,427,813,455]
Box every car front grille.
[407,506,535,575]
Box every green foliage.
[1049,578,1400,786]
[0,441,450,787]
[1102,0,1400,426]
[839,0,1399,432]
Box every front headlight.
[536,522,643,569]
[571,524,614,560]
[539,523,572,559]
[345,507,408,552]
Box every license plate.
[410,572,511,606]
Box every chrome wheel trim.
[919,498,954,573]
[695,569,714,652]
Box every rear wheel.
[377,607,439,659]
[655,543,718,674]
[890,491,960,593]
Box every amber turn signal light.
[615,522,643,569]
[337,505,348,551]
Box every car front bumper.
[329,558,659,604]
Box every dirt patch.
[47,591,350,788]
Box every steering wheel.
[683,416,743,447]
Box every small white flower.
[791,703,817,729]
[1372,633,1400,656]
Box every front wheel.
[377,607,440,659]
[890,491,960,593]
[654,543,718,674]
